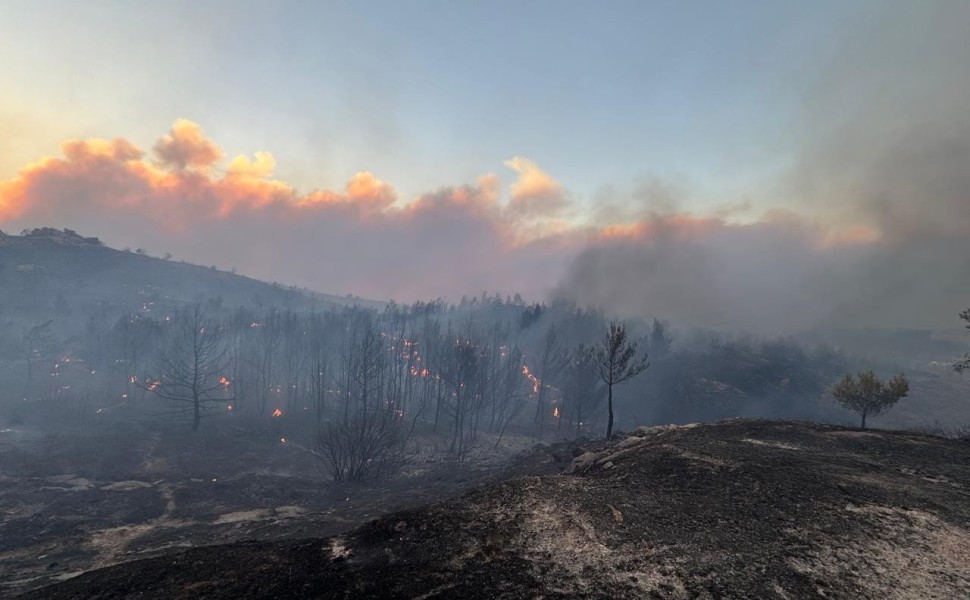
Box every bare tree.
[561,346,605,437]
[306,312,331,424]
[22,320,55,392]
[144,306,230,431]
[113,312,160,398]
[955,308,970,374]
[441,335,480,458]
[832,370,909,428]
[489,344,527,448]
[589,322,649,439]
[530,324,569,439]
[316,317,405,481]
[649,318,673,359]
[253,311,283,417]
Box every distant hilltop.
[0,226,373,323]
[0,227,104,247]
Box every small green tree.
[589,321,649,439]
[832,370,909,429]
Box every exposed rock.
[567,451,599,474]
[101,481,153,492]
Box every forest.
[3,230,968,486]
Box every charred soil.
[0,420,554,598]
[18,419,970,599]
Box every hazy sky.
[1,1,968,331]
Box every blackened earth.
[21,420,970,599]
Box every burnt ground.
[0,418,555,598]
[17,419,970,599]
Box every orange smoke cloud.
[0,119,896,310]
[0,120,411,230]
[6,120,783,249]
[226,151,276,180]
[503,156,568,217]
[153,119,223,171]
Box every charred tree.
[316,317,405,482]
[144,306,230,431]
[561,346,605,437]
[955,308,970,374]
[530,324,569,439]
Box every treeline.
[4,295,852,479]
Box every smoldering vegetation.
[2,227,969,477]
[1,227,970,596]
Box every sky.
[1,1,969,332]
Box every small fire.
[553,406,559,418]
[129,375,137,384]
[522,365,541,394]
[227,404,233,411]
[280,437,286,444]
[272,408,283,417]
[219,376,230,387]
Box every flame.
[280,437,286,444]
[219,376,230,386]
[522,365,541,394]
[553,406,559,418]
[272,408,283,417]
[129,375,138,384]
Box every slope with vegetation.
[0,228,357,323]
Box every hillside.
[0,228,370,324]
[24,420,970,599]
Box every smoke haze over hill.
[2,3,968,332]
